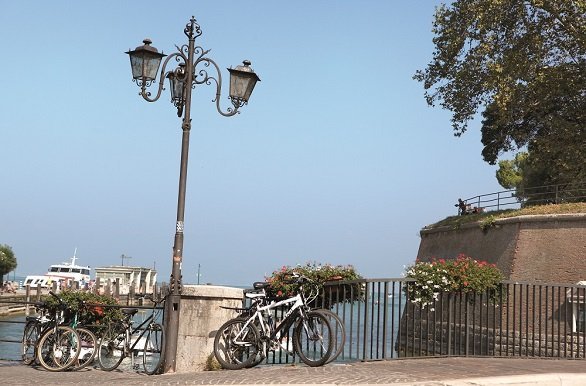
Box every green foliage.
[405,254,504,310]
[0,244,17,282]
[496,153,527,190]
[415,0,586,178]
[44,290,123,328]
[426,202,586,230]
[480,215,497,232]
[204,353,221,371]
[265,262,363,306]
[494,151,584,204]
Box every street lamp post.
[126,16,259,373]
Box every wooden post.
[25,285,31,316]
[114,278,120,300]
[129,283,135,305]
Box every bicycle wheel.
[143,323,165,375]
[315,309,345,363]
[22,321,40,365]
[37,326,81,372]
[69,327,97,371]
[293,311,333,367]
[97,328,126,371]
[213,318,260,370]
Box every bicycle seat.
[122,308,139,316]
[253,282,270,290]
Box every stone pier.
[175,285,243,372]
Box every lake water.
[0,314,25,361]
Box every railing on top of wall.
[460,181,586,215]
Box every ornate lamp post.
[126,16,259,372]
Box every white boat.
[24,249,91,289]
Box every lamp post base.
[163,293,181,372]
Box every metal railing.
[3,279,586,363]
[321,279,586,361]
[460,181,586,215]
[0,288,164,361]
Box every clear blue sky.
[0,1,504,287]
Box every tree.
[0,244,17,283]
[495,151,552,203]
[496,152,527,189]
[414,0,586,177]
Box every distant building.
[94,265,157,294]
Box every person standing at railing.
[456,198,469,215]
[456,198,484,215]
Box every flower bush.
[265,262,363,307]
[404,254,504,310]
[44,290,123,328]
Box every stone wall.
[417,213,586,283]
[401,214,586,358]
[175,285,243,372]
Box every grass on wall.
[424,202,586,230]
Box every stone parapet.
[417,213,586,283]
[175,285,243,372]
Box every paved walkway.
[2,357,586,385]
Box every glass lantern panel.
[129,55,144,80]
[230,74,254,102]
[142,52,163,81]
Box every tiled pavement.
[2,357,586,385]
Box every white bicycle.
[213,274,335,369]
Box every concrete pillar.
[175,285,244,372]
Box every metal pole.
[163,18,196,373]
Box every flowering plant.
[265,262,363,306]
[404,254,504,309]
[44,290,123,329]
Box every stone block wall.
[417,214,586,283]
[400,214,586,359]
[175,285,243,372]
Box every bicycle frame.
[116,298,165,358]
[238,293,306,345]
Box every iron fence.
[3,279,586,363]
[321,279,586,361]
[460,181,586,215]
[0,289,164,361]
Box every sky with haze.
[0,1,505,286]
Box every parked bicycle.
[23,291,82,371]
[242,284,346,366]
[67,300,99,371]
[96,293,165,375]
[22,300,51,365]
[213,273,335,369]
